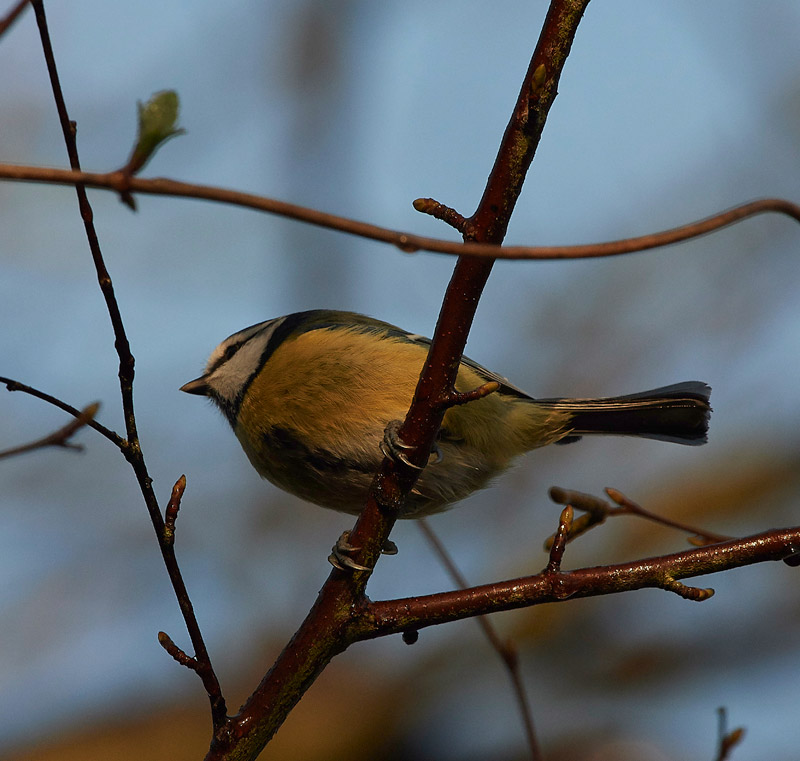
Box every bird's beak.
[180,376,211,396]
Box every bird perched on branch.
[181,310,711,519]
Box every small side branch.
[546,506,573,573]
[163,474,187,546]
[440,381,500,409]
[158,631,198,671]
[0,401,99,459]
[413,197,468,233]
[0,0,29,37]
[715,707,746,761]
[157,474,228,726]
[605,487,732,546]
[1,376,124,447]
[660,576,714,602]
[546,486,731,548]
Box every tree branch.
[0,164,797,260]
[360,526,800,638]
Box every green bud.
[125,90,185,174]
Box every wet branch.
[361,525,800,638]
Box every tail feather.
[539,381,712,446]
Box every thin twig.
[1,376,123,447]
[546,506,573,574]
[163,474,187,546]
[715,707,746,761]
[605,487,732,545]
[659,576,714,601]
[440,381,500,408]
[0,401,99,459]
[419,519,542,761]
[0,0,29,37]
[0,164,797,261]
[158,631,198,671]
[30,0,226,726]
[413,197,468,233]
[546,486,731,548]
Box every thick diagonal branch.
[204,3,591,760]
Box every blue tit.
[181,310,711,518]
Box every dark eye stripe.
[206,339,243,375]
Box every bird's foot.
[328,531,398,572]
[380,420,443,468]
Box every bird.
[181,309,711,522]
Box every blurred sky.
[1,1,800,759]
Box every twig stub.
[413,197,468,233]
[163,474,187,545]
[546,505,573,574]
[158,631,198,671]
[440,381,500,410]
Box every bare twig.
[419,519,542,761]
[605,487,732,546]
[0,164,797,261]
[546,506,573,574]
[440,380,500,408]
[546,486,732,548]
[0,401,99,459]
[163,475,187,546]
[1,376,123,447]
[0,0,29,37]
[660,576,715,601]
[158,631,198,671]
[715,708,746,761]
[30,0,226,726]
[413,197,468,233]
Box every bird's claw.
[380,421,422,469]
[329,531,372,572]
[328,531,399,572]
[380,420,443,469]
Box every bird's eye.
[222,342,241,362]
